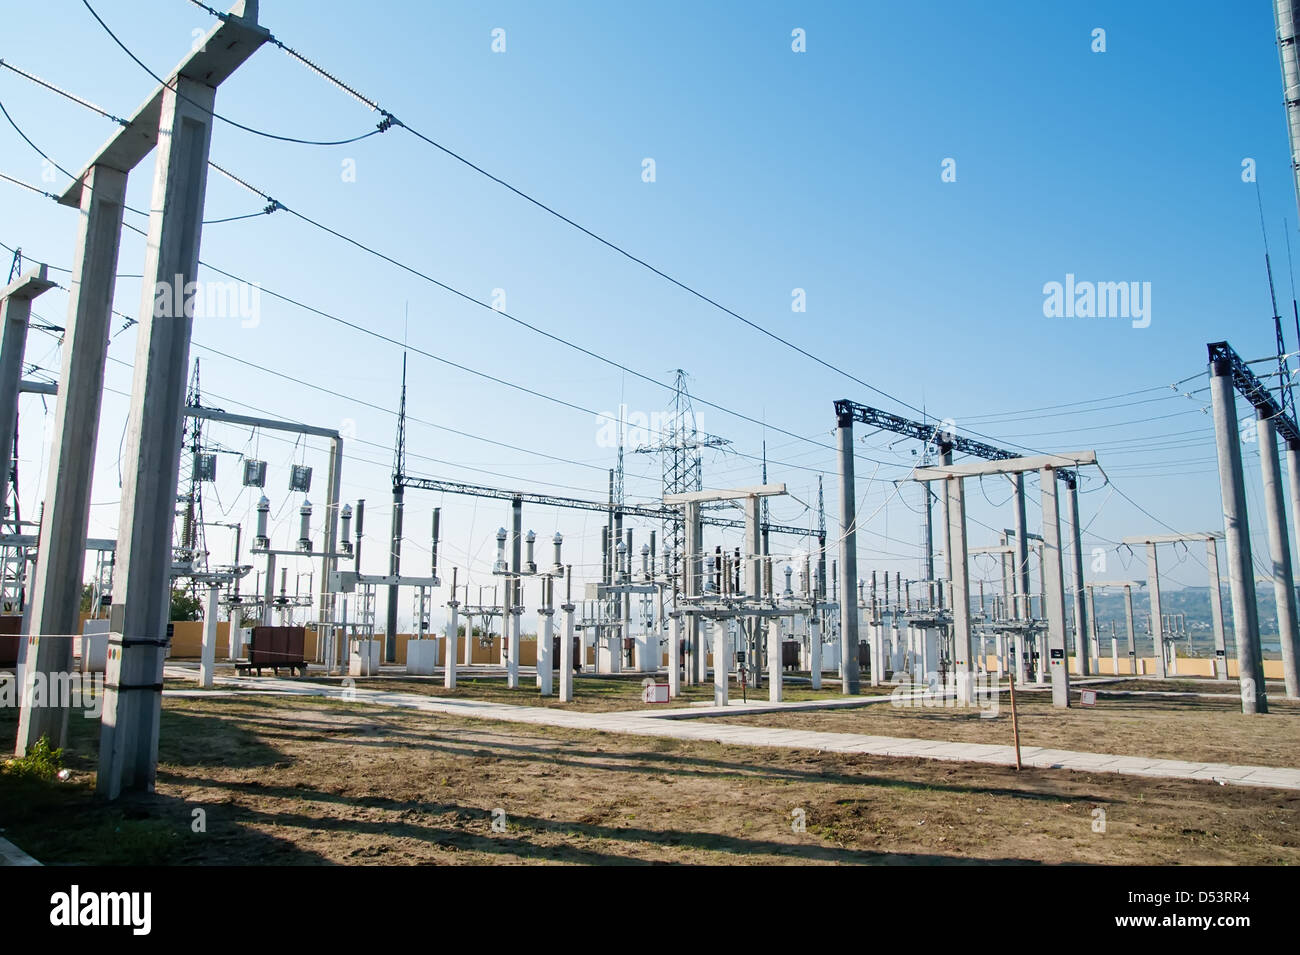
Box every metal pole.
[836,407,861,694]
[1209,356,1268,713]
[1257,412,1300,698]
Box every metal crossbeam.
[1207,341,1300,445]
[402,475,815,537]
[834,398,1078,484]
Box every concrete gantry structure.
[1120,533,1227,682]
[1207,343,1279,713]
[664,483,787,689]
[84,2,270,797]
[913,451,1099,708]
[1086,580,1142,674]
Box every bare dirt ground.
[2,693,1297,865]
[712,690,1300,768]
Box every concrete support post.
[1286,441,1300,683]
[1144,543,1167,680]
[1068,479,1089,675]
[712,617,728,707]
[767,617,782,702]
[318,437,342,647]
[1084,586,1097,676]
[745,494,762,688]
[945,475,974,705]
[1040,468,1071,708]
[444,598,459,689]
[668,612,681,699]
[1205,538,1229,680]
[1122,585,1137,674]
[810,615,822,689]
[506,606,520,689]
[538,609,554,696]
[199,584,218,689]
[99,77,218,798]
[836,408,861,694]
[261,553,276,626]
[0,266,55,517]
[559,602,575,702]
[1013,474,1031,620]
[385,485,403,663]
[1209,357,1267,713]
[1256,412,1300,698]
[14,174,121,753]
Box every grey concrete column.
[1040,468,1071,708]
[1209,357,1267,713]
[767,617,783,702]
[1257,412,1300,698]
[444,596,459,689]
[810,614,822,689]
[1013,474,1030,620]
[1205,538,1228,680]
[559,601,575,702]
[836,408,860,694]
[98,77,217,798]
[1067,479,1089,675]
[538,608,554,696]
[385,485,403,662]
[1122,585,1137,674]
[745,494,761,688]
[1084,586,1097,676]
[318,437,341,648]
[712,617,728,706]
[199,584,218,689]
[0,266,55,519]
[1144,543,1167,679]
[506,601,520,689]
[683,500,700,685]
[14,173,121,754]
[261,553,276,626]
[945,474,973,705]
[667,611,681,699]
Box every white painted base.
[406,639,439,675]
[350,639,382,676]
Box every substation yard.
[2,673,1297,866]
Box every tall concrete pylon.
[97,4,270,797]
[1208,356,1268,714]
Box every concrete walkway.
[0,837,40,866]
[164,667,1300,793]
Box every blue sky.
[1,0,1298,626]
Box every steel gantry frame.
[834,400,1094,689]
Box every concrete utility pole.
[11,166,124,739]
[835,407,861,694]
[98,3,269,798]
[0,267,54,519]
[1205,538,1229,680]
[1208,356,1268,713]
[1256,410,1300,698]
[1039,469,1072,706]
[1067,479,1089,675]
[1144,543,1167,679]
[944,472,973,704]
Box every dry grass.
[1,693,1297,865]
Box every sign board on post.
[1079,688,1097,706]
[641,679,670,703]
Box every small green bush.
[3,736,64,781]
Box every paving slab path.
[164,666,1300,792]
